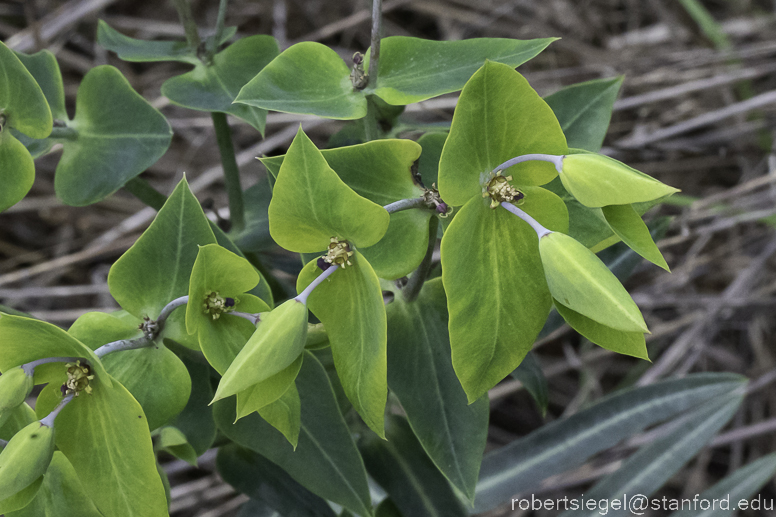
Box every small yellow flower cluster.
[64,361,94,397]
[323,237,354,267]
[483,171,524,209]
[202,291,236,320]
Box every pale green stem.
[493,154,564,175]
[22,357,84,377]
[295,265,339,305]
[40,394,75,428]
[384,197,426,214]
[172,0,201,49]
[500,202,552,239]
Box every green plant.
[0,1,769,516]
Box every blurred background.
[2,0,776,515]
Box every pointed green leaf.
[216,444,337,517]
[539,232,648,332]
[214,299,307,402]
[257,382,301,448]
[519,185,570,234]
[162,36,279,133]
[545,77,623,152]
[109,178,216,349]
[215,352,373,517]
[232,180,273,252]
[0,131,35,212]
[559,152,679,208]
[0,41,52,139]
[0,477,43,515]
[13,49,67,121]
[235,354,304,420]
[360,415,467,517]
[3,452,102,517]
[97,20,198,63]
[34,377,168,517]
[438,61,567,206]
[384,278,488,501]
[474,373,748,513]
[171,357,217,456]
[68,311,192,430]
[509,352,549,416]
[54,65,172,206]
[297,252,387,437]
[441,197,551,402]
[269,127,390,253]
[158,426,198,466]
[262,139,427,279]
[0,313,109,384]
[558,392,743,517]
[367,37,556,105]
[554,301,648,360]
[669,453,776,517]
[601,204,669,270]
[0,404,36,441]
[210,221,274,307]
[236,42,367,120]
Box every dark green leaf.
[217,443,337,517]
[233,180,273,252]
[360,415,467,517]
[256,382,302,447]
[162,36,279,133]
[0,41,52,139]
[13,49,67,121]
[367,37,557,105]
[215,352,373,517]
[236,42,367,120]
[510,352,548,416]
[417,132,447,188]
[171,357,217,455]
[97,20,198,63]
[0,131,35,212]
[601,204,669,271]
[544,77,623,152]
[384,278,488,501]
[158,426,198,466]
[54,65,172,206]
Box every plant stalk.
[295,264,339,305]
[500,202,552,238]
[172,0,201,50]
[403,216,439,303]
[124,177,167,211]
[211,112,245,233]
[209,0,229,57]
[367,0,382,91]
[493,154,564,175]
[22,356,85,377]
[384,197,427,214]
[40,393,75,428]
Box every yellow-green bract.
[559,152,679,208]
[0,421,55,501]
[0,367,34,428]
[213,299,308,403]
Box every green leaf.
[360,415,468,517]
[0,404,36,441]
[13,49,67,122]
[0,313,109,385]
[559,152,679,208]
[438,61,567,206]
[376,499,405,517]
[214,299,307,402]
[262,139,427,279]
[519,185,570,234]
[236,42,367,120]
[0,477,43,515]
[440,197,551,402]
[366,37,556,105]
[171,357,217,455]
[384,278,488,501]
[158,426,198,466]
[558,391,744,517]
[162,35,279,133]
[0,41,52,139]
[544,77,623,152]
[474,373,747,513]
[235,354,304,420]
[256,383,301,448]
[539,232,648,332]
[598,217,671,281]
[297,253,387,437]
[417,132,447,188]
[211,221,274,307]
[109,178,216,349]
[269,128,390,253]
[232,180,273,252]
[601,204,669,271]
[35,376,168,517]
[554,301,649,360]
[53,65,172,206]
[68,311,192,430]
[97,20,198,63]
[236,501,282,517]
[217,444,337,517]
[0,131,35,212]
[669,453,776,517]
[509,352,548,416]
[4,452,102,517]
[215,351,373,517]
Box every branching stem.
[295,265,339,305]
[40,393,75,428]
[172,0,201,49]
[500,202,552,239]
[22,357,84,377]
[384,197,427,214]
[230,311,261,325]
[124,177,167,211]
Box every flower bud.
[0,367,34,428]
[0,421,56,501]
[560,153,679,208]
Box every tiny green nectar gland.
[64,360,94,397]
[482,171,525,209]
[323,237,354,267]
[203,291,237,320]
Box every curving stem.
[40,393,75,428]
[295,264,340,305]
[493,154,564,175]
[22,357,85,377]
[500,202,552,239]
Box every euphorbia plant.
[4,2,749,517]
